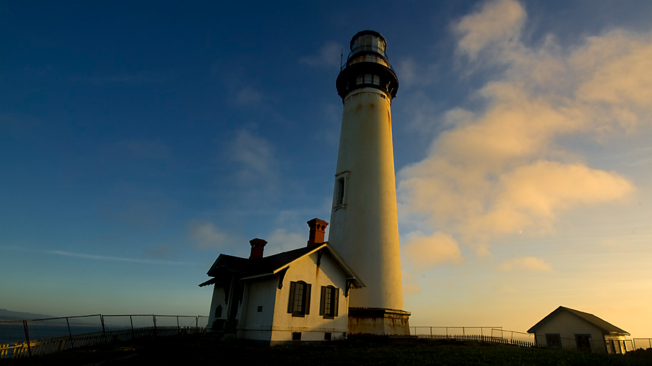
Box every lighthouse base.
[348,307,411,336]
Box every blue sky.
[2,0,652,337]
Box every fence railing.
[633,338,652,350]
[0,314,208,359]
[410,326,534,347]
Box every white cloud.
[264,228,306,255]
[233,87,264,105]
[403,232,463,270]
[498,257,553,272]
[299,42,343,69]
[189,222,234,249]
[398,0,646,257]
[228,129,278,184]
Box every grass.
[2,336,651,366]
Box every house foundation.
[348,307,411,336]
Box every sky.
[1,0,652,338]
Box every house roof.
[527,306,630,336]
[198,242,364,288]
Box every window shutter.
[304,283,311,314]
[333,288,339,317]
[319,286,326,315]
[287,281,296,313]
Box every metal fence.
[0,314,208,359]
[410,326,535,347]
[411,326,645,354]
[634,338,652,350]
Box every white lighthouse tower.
[329,30,410,335]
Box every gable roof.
[527,306,630,336]
[199,242,364,288]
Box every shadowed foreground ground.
[2,336,651,366]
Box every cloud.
[0,246,196,266]
[105,138,170,160]
[403,232,463,270]
[189,222,234,249]
[299,42,343,69]
[401,270,421,295]
[395,58,439,88]
[233,87,264,105]
[264,228,306,255]
[227,129,279,184]
[498,257,552,272]
[398,0,645,257]
[453,0,526,60]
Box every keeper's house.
[528,306,630,354]
[199,218,364,345]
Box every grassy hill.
[2,337,651,366]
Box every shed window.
[545,334,561,348]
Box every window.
[545,334,561,348]
[324,332,332,341]
[292,332,301,341]
[287,281,311,317]
[319,286,339,318]
[575,334,592,352]
[336,178,345,205]
[333,171,349,210]
[215,305,222,318]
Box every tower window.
[336,178,345,205]
[333,171,349,210]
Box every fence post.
[66,317,75,349]
[130,316,135,340]
[22,320,32,357]
[153,315,157,339]
[196,316,198,329]
[446,327,448,337]
[100,315,108,344]
[177,316,180,336]
[463,327,465,336]
[430,327,432,338]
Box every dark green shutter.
[304,283,311,314]
[287,281,296,313]
[319,286,326,315]
[333,288,339,316]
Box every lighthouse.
[329,30,410,335]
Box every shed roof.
[199,242,364,288]
[527,306,630,336]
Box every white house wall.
[270,251,349,343]
[533,312,607,353]
[206,284,226,331]
[236,276,278,342]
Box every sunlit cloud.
[403,231,463,270]
[299,41,343,69]
[453,0,526,61]
[264,228,306,255]
[398,0,644,260]
[498,257,552,272]
[401,270,422,295]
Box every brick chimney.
[249,238,267,259]
[307,218,328,247]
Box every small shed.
[528,306,630,354]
